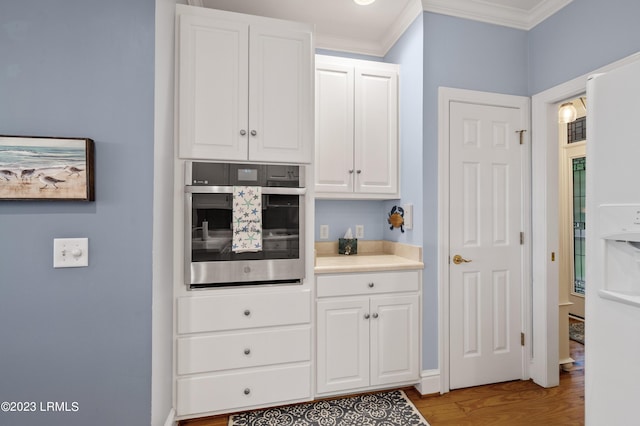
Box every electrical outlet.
[355,225,364,239]
[53,238,89,268]
[320,225,329,240]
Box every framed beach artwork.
[0,136,95,201]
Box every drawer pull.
[244,348,251,355]
[372,312,379,319]
[368,282,375,288]
[364,313,370,319]
[244,388,251,395]
[244,309,251,317]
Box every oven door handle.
[185,186,306,196]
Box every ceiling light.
[558,102,577,124]
[354,0,376,5]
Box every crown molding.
[422,0,573,30]
[315,33,387,58]
[316,0,423,57]
[380,0,424,55]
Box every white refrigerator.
[586,57,640,425]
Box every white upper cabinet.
[315,55,399,199]
[176,5,313,164]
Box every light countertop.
[314,241,423,274]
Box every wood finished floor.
[180,340,584,426]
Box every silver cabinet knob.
[250,130,257,136]
[364,313,370,319]
[240,129,247,136]
[244,348,251,355]
[244,309,251,316]
[357,170,362,174]
[244,388,251,395]
[372,312,379,319]
[349,169,354,174]
[368,282,374,288]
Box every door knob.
[452,254,472,265]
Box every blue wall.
[383,15,424,246]
[420,12,529,369]
[528,0,640,94]
[0,1,154,425]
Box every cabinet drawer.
[178,289,310,334]
[176,364,311,416]
[177,327,311,375]
[317,271,419,298]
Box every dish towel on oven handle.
[232,186,262,253]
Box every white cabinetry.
[176,5,312,163]
[176,289,312,418]
[316,271,420,395]
[315,55,399,198]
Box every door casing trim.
[529,51,640,388]
[438,87,531,393]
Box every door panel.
[249,25,312,163]
[178,14,249,160]
[316,298,369,394]
[314,62,354,193]
[449,101,523,389]
[370,295,419,386]
[354,67,398,194]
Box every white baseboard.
[163,408,176,426]
[414,369,440,395]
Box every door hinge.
[515,129,527,145]
[520,232,524,245]
[521,332,525,346]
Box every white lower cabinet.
[176,289,312,418]
[316,271,420,395]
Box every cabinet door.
[248,25,312,163]
[315,61,355,193]
[354,66,398,194]
[317,298,369,394]
[370,294,419,386]
[178,14,249,160]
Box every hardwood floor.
[180,341,584,426]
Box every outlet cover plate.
[355,225,364,239]
[320,225,329,240]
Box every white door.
[249,25,312,163]
[370,294,419,386]
[177,14,249,161]
[316,298,369,394]
[449,101,524,389]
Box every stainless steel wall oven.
[185,162,305,288]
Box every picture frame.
[0,135,95,201]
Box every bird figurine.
[37,173,65,189]
[64,166,84,176]
[0,170,18,181]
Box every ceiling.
[188,0,573,57]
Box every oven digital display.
[237,168,258,182]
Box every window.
[572,157,586,296]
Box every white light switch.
[53,238,89,268]
[403,203,413,230]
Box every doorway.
[558,96,587,370]
[530,52,640,389]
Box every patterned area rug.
[569,321,584,344]
[228,390,430,426]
